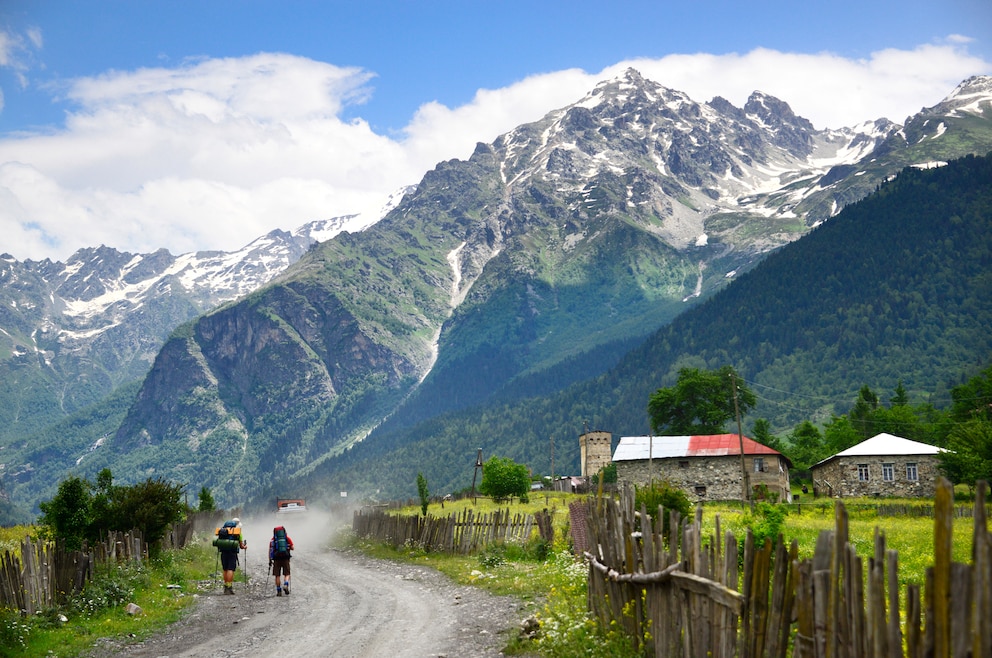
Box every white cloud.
[0,43,988,262]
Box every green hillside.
[298,153,992,503]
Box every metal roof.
[813,433,944,468]
[613,434,784,462]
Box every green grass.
[1,534,218,658]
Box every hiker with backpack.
[269,526,294,596]
[213,518,247,595]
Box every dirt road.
[91,514,532,657]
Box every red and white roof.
[614,434,784,461]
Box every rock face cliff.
[7,72,992,511]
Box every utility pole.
[550,435,555,484]
[731,372,753,510]
[471,448,483,504]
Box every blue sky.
[1,0,990,261]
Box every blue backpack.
[273,526,290,558]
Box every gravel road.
[89,513,535,658]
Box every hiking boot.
[224,586,235,595]
[283,581,290,595]
[276,588,282,597]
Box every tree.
[939,419,992,487]
[416,473,430,516]
[478,456,530,503]
[38,476,92,550]
[938,368,992,488]
[786,421,828,472]
[751,418,784,452]
[648,366,755,435]
[109,478,185,556]
[90,468,117,539]
[850,385,880,440]
[890,381,909,407]
[197,486,216,512]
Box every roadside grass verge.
[1,535,218,658]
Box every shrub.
[745,502,788,550]
[634,480,692,539]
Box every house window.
[753,457,765,473]
[882,463,894,481]
[694,485,707,496]
[679,460,689,469]
[906,463,918,481]
[858,464,870,482]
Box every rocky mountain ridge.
[0,186,413,442]
[3,71,990,513]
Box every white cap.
[232,517,241,526]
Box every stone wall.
[615,455,791,503]
[811,455,941,498]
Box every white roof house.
[811,433,945,498]
[813,433,943,467]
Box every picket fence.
[583,478,991,658]
[352,506,553,554]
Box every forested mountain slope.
[302,153,992,503]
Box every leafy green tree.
[478,456,530,503]
[849,385,880,440]
[939,419,992,487]
[949,366,992,423]
[109,478,185,556]
[416,472,430,516]
[197,486,216,512]
[823,415,861,455]
[890,381,909,407]
[751,418,784,452]
[938,368,992,487]
[648,366,755,435]
[786,421,829,472]
[38,476,93,550]
[90,468,117,540]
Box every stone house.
[810,433,944,498]
[612,434,792,503]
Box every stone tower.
[579,430,613,477]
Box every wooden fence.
[352,506,553,554]
[0,530,145,614]
[583,477,991,657]
[0,513,207,615]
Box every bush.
[745,502,788,550]
[634,480,692,539]
[0,607,30,656]
[68,563,146,618]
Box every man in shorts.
[269,525,295,596]
[215,518,247,595]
